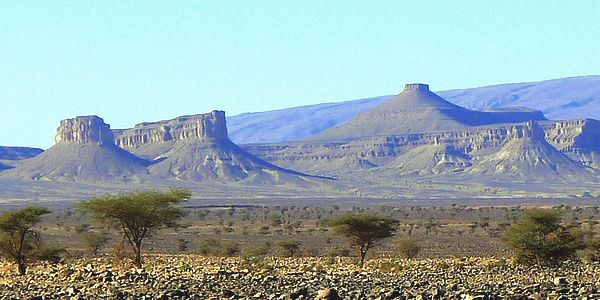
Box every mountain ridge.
[227,75,600,144]
[312,83,546,141]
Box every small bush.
[82,231,109,257]
[325,246,350,257]
[178,262,192,272]
[377,261,402,273]
[33,244,67,263]
[222,241,240,257]
[276,240,301,257]
[580,237,600,262]
[396,237,421,259]
[243,242,271,257]
[198,239,220,256]
[176,238,189,252]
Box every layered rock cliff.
[55,116,115,145]
[113,111,228,149]
[469,121,592,180]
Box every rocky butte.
[54,116,116,145]
[1,116,149,181]
[0,112,320,185]
[110,111,317,183]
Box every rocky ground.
[1,256,599,299]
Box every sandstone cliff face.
[55,116,115,145]
[114,111,228,149]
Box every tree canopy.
[329,213,399,266]
[78,188,191,267]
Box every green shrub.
[33,244,67,263]
[505,209,584,265]
[82,231,110,257]
[198,239,220,256]
[580,237,600,262]
[243,242,271,257]
[222,241,240,257]
[276,240,301,257]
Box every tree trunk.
[359,249,367,267]
[133,242,143,268]
[17,260,26,276]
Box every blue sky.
[1,1,599,149]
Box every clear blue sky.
[1,1,599,149]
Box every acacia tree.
[0,206,51,275]
[505,208,583,265]
[329,214,399,266]
[78,188,191,267]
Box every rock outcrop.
[377,143,472,176]
[55,116,115,145]
[2,116,149,181]
[2,113,320,185]
[226,76,600,145]
[148,140,313,183]
[242,119,600,176]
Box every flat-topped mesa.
[55,116,115,146]
[114,110,228,148]
[403,83,430,92]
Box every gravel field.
[1,256,599,299]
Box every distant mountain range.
[1,76,600,199]
[0,146,43,161]
[228,76,600,144]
